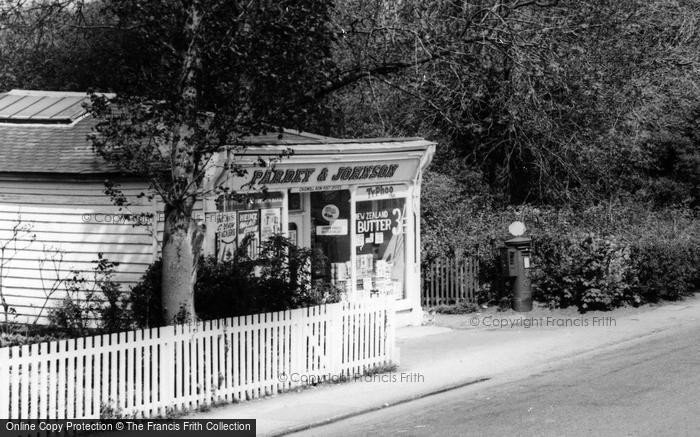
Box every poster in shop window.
[260,208,281,242]
[238,210,260,257]
[355,197,406,298]
[215,211,237,261]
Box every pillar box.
[500,236,533,312]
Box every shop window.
[355,197,406,299]
[310,190,351,290]
[237,210,260,258]
[214,192,282,260]
[288,222,298,246]
[288,192,302,211]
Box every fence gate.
[422,257,479,307]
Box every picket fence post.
[385,297,398,365]
[327,303,343,375]
[0,347,8,418]
[159,326,174,414]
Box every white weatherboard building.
[0,89,435,326]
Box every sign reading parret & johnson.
[231,160,419,191]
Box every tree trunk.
[160,0,205,324]
[161,201,204,323]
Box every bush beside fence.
[0,297,397,419]
[532,233,700,311]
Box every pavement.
[186,295,700,436]
[291,311,700,437]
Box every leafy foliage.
[128,259,164,329]
[328,0,700,207]
[196,235,342,320]
[2,0,344,321]
[532,233,632,311]
[532,229,700,312]
[129,236,343,327]
[47,254,131,335]
[432,301,480,315]
[629,238,700,303]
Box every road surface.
[290,324,700,437]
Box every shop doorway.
[289,212,309,248]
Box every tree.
[326,0,572,203]
[83,0,338,322]
[79,0,568,322]
[2,0,566,322]
[327,0,700,207]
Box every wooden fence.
[422,257,480,307]
[0,297,396,419]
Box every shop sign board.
[322,204,340,220]
[230,159,420,191]
[357,184,409,200]
[316,219,348,236]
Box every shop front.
[202,133,435,326]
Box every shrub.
[531,233,631,312]
[47,271,95,336]
[0,329,68,347]
[47,254,132,335]
[129,259,164,328]
[93,255,133,332]
[433,300,480,314]
[628,238,700,303]
[129,235,343,327]
[196,235,342,318]
[531,227,700,311]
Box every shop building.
[203,134,435,326]
[0,89,434,326]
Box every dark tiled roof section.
[0,119,429,175]
[0,116,117,174]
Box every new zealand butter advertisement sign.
[231,159,419,191]
[355,198,406,297]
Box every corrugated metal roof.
[0,90,89,123]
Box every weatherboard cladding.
[0,178,158,324]
[0,177,210,324]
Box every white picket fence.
[0,297,397,419]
